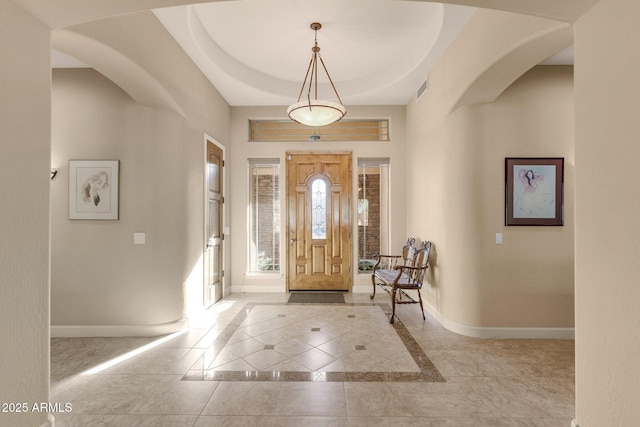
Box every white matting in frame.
[69,160,119,220]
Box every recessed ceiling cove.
[153,0,476,106]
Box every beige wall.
[49,12,231,333]
[575,0,640,424]
[0,1,51,425]
[228,106,407,293]
[406,11,575,335]
[52,69,189,327]
[474,66,574,328]
[4,0,640,425]
[55,11,230,138]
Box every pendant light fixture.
[287,22,346,127]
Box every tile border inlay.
[182,302,445,383]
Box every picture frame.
[505,157,563,226]
[68,160,119,220]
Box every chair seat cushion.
[374,269,409,284]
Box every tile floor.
[50,293,575,426]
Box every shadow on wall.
[426,241,438,291]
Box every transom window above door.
[249,119,390,142]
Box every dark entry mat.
[287,292,345,304]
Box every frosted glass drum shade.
[287,99,346,127]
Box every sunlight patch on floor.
[80,329,189,375]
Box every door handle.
[290,238,296,243]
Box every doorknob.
[290,238,296,243]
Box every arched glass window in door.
[311,178,327,239]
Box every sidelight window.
[357,158,390,272]
[247,158,280,273]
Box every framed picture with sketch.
[68,160,119,220]
[505,157,563,226]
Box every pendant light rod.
[310,22,321,104]
[296,50,315,103]
[317,53,344,106]
[296,22,343,106]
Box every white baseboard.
[236,284,373,293]
[424,302,574,339]
[352,283,374,294]
[232,284,285,293]
[51,318,188,338]
[354,285,573,339]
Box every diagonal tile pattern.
[183,302,444,382]
[50,292,575,426]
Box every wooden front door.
[287,152,352,291]
[205,139,224,306]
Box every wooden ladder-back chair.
[369,237,416,300]
[371,240,432,323]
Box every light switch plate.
[496,233,503,244]
[134,233,146,244]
